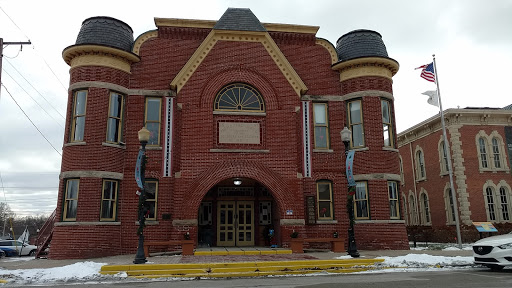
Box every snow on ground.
[0,251,476,285]
[377,254,473,268]
[0,261,108,285]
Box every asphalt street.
[12,268,512,288]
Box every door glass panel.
[228,210,233,224]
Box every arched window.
[419,190,431,225]
[415,148,426,180]
[492,138,501,169]
[485,187,497,221]
[408,194,418,225]
[402,194,408,225]
[439,140,449,174]
[214,83,265,112]
[475,131,509,172]
[445,188,456,224]
[399,156,404,184]
[499,186,510,221]
[478,137,488,168]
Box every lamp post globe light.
[341,127,360,258]
[133,127,150,264]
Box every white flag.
[422,90,439,107]
[18,226,29,244]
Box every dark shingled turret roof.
[214,8,266,32]
[75,16,134,52]
[335,29,389,62]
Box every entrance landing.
[194,246,292,256]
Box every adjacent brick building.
[398,106,512,243]
[48,8,407,259]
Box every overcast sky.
[1,0,511,217]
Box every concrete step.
[100,258,384,278]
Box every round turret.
[335,29,388,62]
[75,16,134,52]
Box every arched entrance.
[197,177,276,247]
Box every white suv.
[0,240,37,256]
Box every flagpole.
[433,54,463,249]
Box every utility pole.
[0,38,32,98]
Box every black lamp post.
[341,127,360,258]
[133,127,150,264]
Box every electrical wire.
[0,6,30,40]
[1,83,62,156]
[5,59,66,120]
[1,5,67,92]
[3,69,64,129]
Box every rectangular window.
[313,103,329,149]
[354,182,369,219]
[106,92,124,144]
[348,100,364,148]
[71,90,87,142]
[381,99,394,147]
[145,180,158,220]
[145,97,162,146]
[388,181,400,219]
[100,180,118,221]
[317,181,333,219]
[63,179,79,221]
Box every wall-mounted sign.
[218,122,260,144]
[286,209,293,215]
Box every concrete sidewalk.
[0,248,473,271]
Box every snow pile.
[378,254,473,268]
[0,261,107,284]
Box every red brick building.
[398,106,512,243]
[48,8,407,259]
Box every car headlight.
[497,242,512,249]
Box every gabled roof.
[213,8,266,32]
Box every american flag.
[415,62,436,82]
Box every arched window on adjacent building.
[499,186,510,221]
[492,137,502,169]
[475,131,509,172]
[439,140,449,175]
[415,146,426,181]
[399,155,404,184]
[402,194,408,225]
[444,187,456,224]
[214,83,265,112]
[478,137,488,168]
[485,186,497,221]
[485,180,512,223]
[408,193,418,225]
[419,189,431,225]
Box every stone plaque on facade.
[219,122,260,144]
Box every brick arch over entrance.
[198,67,281,110]
[182,160,294,217]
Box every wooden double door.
[217,201,254,246]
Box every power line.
[0,6,31,40]
[1,5,68,92]
[5,59,66,120]
[3,69,64,129]
[1,83,62,156]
